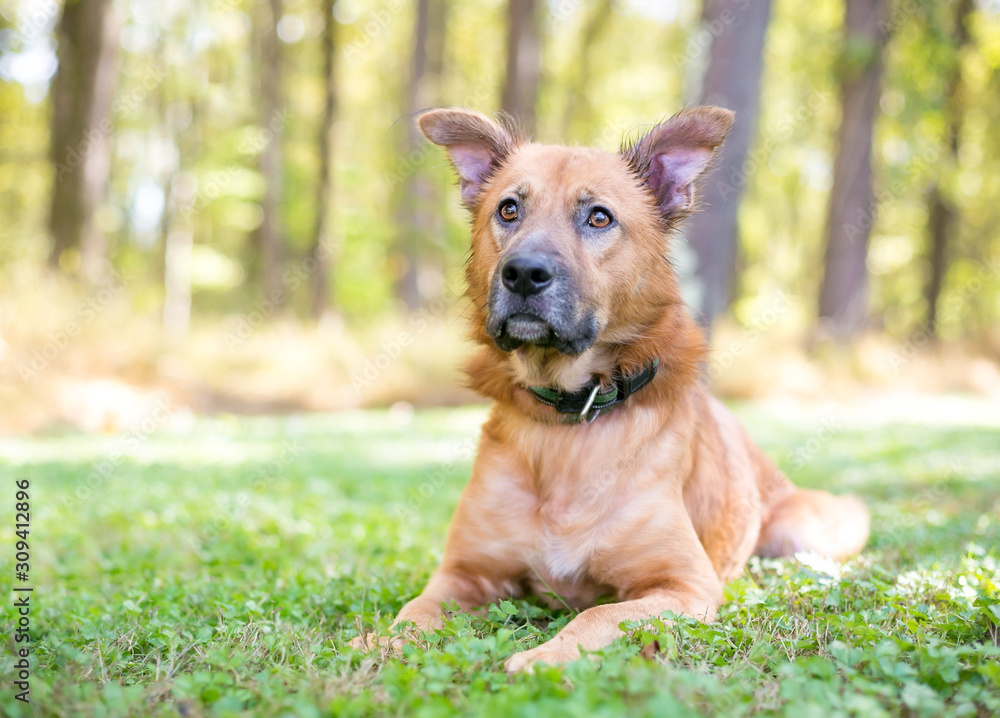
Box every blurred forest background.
[1,0,999,434]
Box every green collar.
[528,359,660,423]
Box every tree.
[309,0,339,318]
[501,0,542,134]
[682,0,773,330]
[48,0,118,282]
[394,0,446,310]
[817,0,889,339]
[559,0,613,141]
[924,0,974,336]
[253,0,286,300]
[158,48,193,339]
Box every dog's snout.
[500,252,555,297]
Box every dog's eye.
[498,200,519,222]
[588,207,612,228]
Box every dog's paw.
[504,641,581,674]
[346,632,406,655]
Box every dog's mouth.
[489,310,598,355]
[504,313,552,344]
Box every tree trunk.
[159,38,197,340]
[394,0,446,310]
[254,0,285,300]
[683,0,772,330]
[48,0,118,282]
[163,229,194,337]
[924,0,973,335]
[152,40,188,339]
[501,0,541,134]
[309,0,338,318]
[817,0,888,339]
[559,0,612,141]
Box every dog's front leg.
[392,568,500,631]
[504,584,720,673]
[348,567,504,652]
[506,502,726,673]
[349,443,530,654]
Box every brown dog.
[352,106,869,673]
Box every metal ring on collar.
[579,383,601,422]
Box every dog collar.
[528,359,659,424]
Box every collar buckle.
[579,383,601,423]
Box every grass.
[1,397,999,717]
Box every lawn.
[2,397,999,717]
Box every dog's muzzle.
[486,252,597,355]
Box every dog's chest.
[536,498,603,581]
[526,476,655,596]
[501,410,681,600]
[522,497,612,606]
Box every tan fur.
[349,108,870,672]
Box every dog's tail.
[755,488,870,561]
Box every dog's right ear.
[418,109,521,208]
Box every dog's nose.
[500,252,555,297]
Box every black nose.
[500,252,555,297]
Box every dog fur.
[350,107,870,673]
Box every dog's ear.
[623,106,734,219]
[418,108,522,208]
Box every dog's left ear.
[418,108,522,208]
[623,106,734,219]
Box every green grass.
[2,398,999,717]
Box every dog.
[350,106,870,673]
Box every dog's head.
[419,107,733,391]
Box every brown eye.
[588,207,612,228]
[498,200,519,222]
